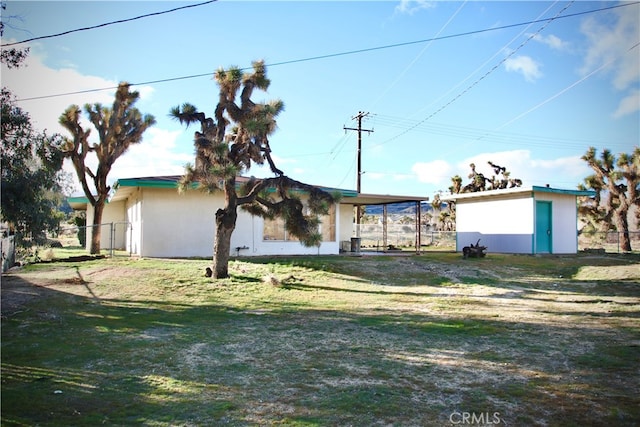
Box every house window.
[321,205,336,242]
[263,204,336,242]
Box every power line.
[375,1,576,147]
[374,41,640,156]
[13,1,638,103]
[366,0,468,111]
[407,1,561,121]
[494,41,640,131]
[370,114,616,148]
[1,0,218,47]
[266,2,635,68]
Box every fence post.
[1,236,16,273]
[110,222,114,257]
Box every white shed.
[443,186,595,255]
[69,175,427,258]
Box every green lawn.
[2,252,639,426]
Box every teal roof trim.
[115,178,181,189]
[532,186,596,197]
[113,176,358,197]
[67,196,90,204]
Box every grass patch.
[2,251,639,426]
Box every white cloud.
[410,150,590,199]
[580,5,640,91]
[529,33,570,51]
[613,89,640,119]
[411,160,452,185]
[2,53,187,192]
[110,128,190,179]
[504,55,543,82]
[2,53,118,134]
[2,51,156,134]
[395,0,434,15]
[456,150,589,189]
[580,5,640,120]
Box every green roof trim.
[531,186,596,197]
[114,178,181,189]
[67,196,90,204]
[112,176,358,197]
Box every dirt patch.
[3,254,639,426]
[1,272,49,318]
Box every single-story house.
[68,175,427,258]
[442,185,595,255]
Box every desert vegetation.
[2,251,639,426]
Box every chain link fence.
[354,225,640,254]
[57,222,132,257]
[355,223,456,252]
[2,235,16,272]
[578,231,640,254]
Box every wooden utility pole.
[344,111,373,194]
[344,112,373,238]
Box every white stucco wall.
[247,212,341,256]
[338,204,356,251]
[125,189,142,256]
[136,188,219,258]
[85,200,127,251]
[235,198,342,257]
[124,188,342,258]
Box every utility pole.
[344,111,373,239]
[344,111,373,194]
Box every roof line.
[113,175,360,197]
[442,185,595,200]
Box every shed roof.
[441,185,595,202]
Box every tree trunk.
[614,209,632,252]
[212,207,237,279]
[90,199,106,255]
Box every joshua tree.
[454,162,522,193]
[171,60,338,279]
[579,147,639,252]
[59,83,156,254]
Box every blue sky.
[2,1,639,199]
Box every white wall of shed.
[455,195,534,253]
[454,191,580,254]
[456,196,533,234]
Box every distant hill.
[364,201,433,216]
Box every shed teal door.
[535,201,552,253]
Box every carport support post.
[415,201,421,254]
[383,204,388,250]
[110,222,115,257]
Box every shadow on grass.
[2,262,639,426]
